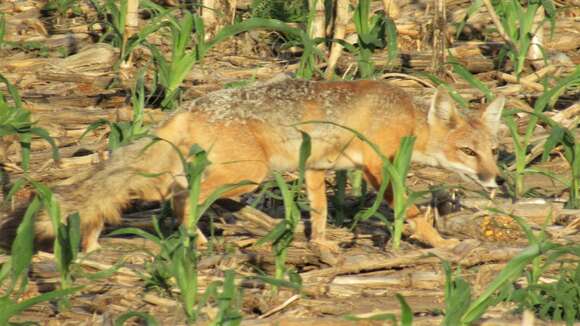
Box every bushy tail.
[32,112,192,250]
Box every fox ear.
[428,86,459,128]
[482,96,505,136]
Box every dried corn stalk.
[309,0,327,42]
[431,0,447,77]
[382,0,400,19]
[528,8,545,70]
[325,0,350,79]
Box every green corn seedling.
[505,68,579,199]
[332,170,348,226]
[352,0,398,78]
[256,132,310,291]
[0,14,6,48]
[82,69,150,150]
[115,311,159,325]
[455,0,556,78]
[89,0,171,66]
[112,222,244,325]
[540,117,579,209]
[344,293,413,325]
[3,180,82,310]
[42,0,80,21]
[2,180,83,316]
[493,0,556,78]
[294,0,326,79]
[0,74,59,172]
[149,12,320,108]
[110,137,252,322]
[149,11,198,109]
[388,136,416,250]
[298,121,417,250]
[447,62,578,202]
[251,0,308,23]
[445,209,578,325]
[205,269,243,326]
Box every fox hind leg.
[172,159,269,245]
[82,221,104,252]
[305,169,341,265]
[305,170,328,242]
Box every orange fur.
[26,79,504,252]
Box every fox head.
[418,87,505,189]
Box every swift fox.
[28,78,504,253]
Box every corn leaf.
[0,286,82,325]
[115,311,159,326]
[397,294,413,326]
[455,0,483,39]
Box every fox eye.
[492,148,499,155]
[459,147,477,156]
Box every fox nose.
[495,176,505,186]
[477,172,498,188]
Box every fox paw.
[425,237,460,249]
[196,229,208,247]
[409,231,460,249]
[408,215,460,250]
[82,240,101,253]
[310,239,342,266]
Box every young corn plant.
[257,172,302,288]
[328,1,397,216]
[456,0,556,77]
[251,0,324,79]
[115,311,159,326]
[386,137,417,250]
[5,180,83,310]
[168,144,233,323]
[0,74,59,172]
[0,13,6,49]
[82,69,150,150]
[440,262,473,326]
[505,211,580,324]
[440,209,580,325]
[204,269,243,326]
[256,132,310,290]
[536,111,579,208]
[299,121,417,250]
[344,293,413,325]
[251,0,308,23]
[149,10,198,109]
[151,11,317,109]
[522,107,580,209]
[0,195,81,324]
[42,0,81,21]
[0,76,83,311]
[293,0,326,79]
[447,61,579,201]
[511,258,580,324]
[110,138,251,323]
[496,0,556,77]
[89,0,171,66]
[504,68,579,199]
[440,259,511,326]
[111,216,244,324]
[351,0,398,78]
[350,136,417,250]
